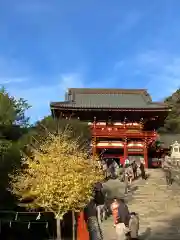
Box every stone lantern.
[171,141,180,164]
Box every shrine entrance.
[98,148,145,166]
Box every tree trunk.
[72,211,76,240]
[56,218,61,240]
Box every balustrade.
[89,121,143,129]
[91,126,157,139]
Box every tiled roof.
[50,88,169,110]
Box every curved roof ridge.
[68,88,148,95]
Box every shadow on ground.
[103,178,140,217]
[139,214,180,240]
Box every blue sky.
[0,0,180,123]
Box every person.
[117,199,130,226]
[84,199,103,240]
[127,165,133,185]
[124,169,129,194]
[111,198,125,240]
[114,160,119,178]
[116,198,130,240]
[102,160,108,179]
[132,161,138,179]
[111,197,120,226]
[129,212,139,240]
[162,159,172,186]
[110,160,116,179]
[94,182,106,226]
[139,161,146,180]
[125,158,130,166]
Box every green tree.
[159,88,180,133]
[0,87,30,208]
[24,116,91,152]
[0,87,30,127]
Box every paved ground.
[101,169,180,240]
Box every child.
[129,212,139,240]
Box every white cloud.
[113,50,180,99]
[0,56,30,88]
[0,77,27,85]
[8,72,86,123]
[60,73,84,91]
[135,51,180,98]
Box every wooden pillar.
[119,156,121,166]
[92,117,97,161]
[51,108,55,119]
[92,137,96,161]
[144,140,148,168]
[77,212,89,240]
[123,138,128,162]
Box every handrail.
[92,129,157,138]
[90,123,143,129]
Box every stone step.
[102,169,180,240]
[130,195,180,198]
[129,201,180,205]
[145,235,180,240]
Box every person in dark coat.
[117,199,130,227]
[132,161,138,179]
[94,182,106,226]
[139,162,146,180]
[111,198,130,240]
[84,199,103,240]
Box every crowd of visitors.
[91,156,175,239]
[101,158,146,184]
[92,159,146,240]
[94,183,140,240]
[111,198,139,240]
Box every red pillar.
[123,138,128,163]
[92,138,96,161]
[144,144,148,168]
[77,212,89,240]
[92,117,96,161]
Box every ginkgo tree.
[9,130,103,239]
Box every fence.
[0,210,73,240]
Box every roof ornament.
[15,212,18,221]
[36,212,41,220]
[123,117,127,128]
[46,222,49,229]
[93,116,96,129]
[108,116,112,125]
[28,222,31,229]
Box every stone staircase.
[102,169,180,240]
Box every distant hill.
[159,88,180,133]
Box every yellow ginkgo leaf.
[9,130,104,219]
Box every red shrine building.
[50,88,170,168]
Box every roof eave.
[50,105,171,111]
